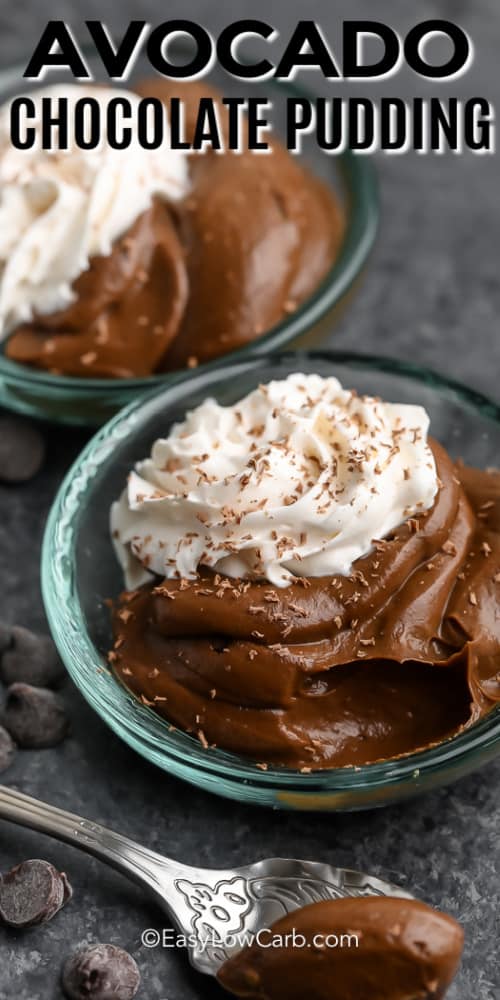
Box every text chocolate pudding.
[217,897,464,1000]
[2,84,342,378]
[109,373,500,769]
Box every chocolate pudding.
[217,897,464,1000]
[109,374,500,769]
[3,83,342,378]
[5,202,189,379]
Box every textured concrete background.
[1,2,500,998]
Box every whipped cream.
[111,373,439,589]
[0,85,189,337]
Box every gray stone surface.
[1,1,499,998]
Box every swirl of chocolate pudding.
[109,374,500,769]
[3,82,342,378]
[217,897,464,1000]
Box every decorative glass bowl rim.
[42,349,500,795]
[0,69,379,393]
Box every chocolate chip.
[0,626,65,688]
[62,944,140,1000]
[0,417,45,483]
[0,859,72,928]
[0,725,16,774]
[3,683,69,748]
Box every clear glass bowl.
[42,351,500,810]
[0,57,378,427]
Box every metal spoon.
[0,784,413,976]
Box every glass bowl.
[42,350,500,811]
[0,57,378,427]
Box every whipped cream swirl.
[0,84,189,337]
[111,374,438,588]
